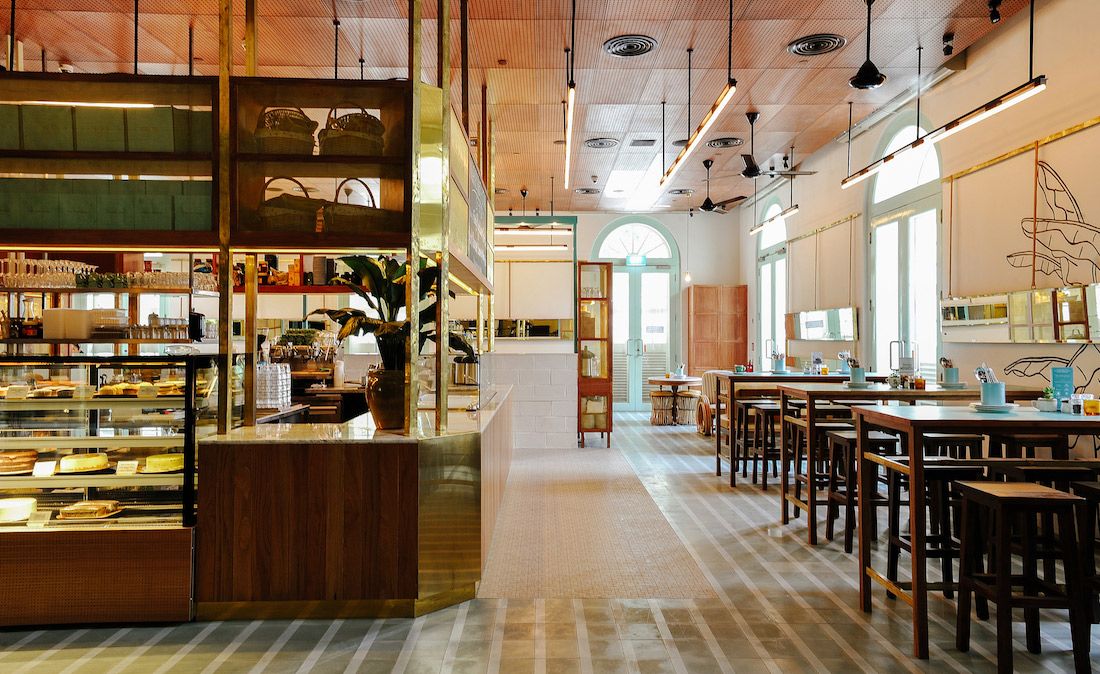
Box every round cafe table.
[648,376,703,424]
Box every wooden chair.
[825,429,898,553]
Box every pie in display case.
[0,354,216,626]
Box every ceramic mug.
[942,367,959,384]
[980,382,1006,406]
[849,367,866,384]
[771,358,786,373]
[734,365,746,373]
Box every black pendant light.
[700,159,715,212]
[850,0,886,89]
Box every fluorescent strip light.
[20,100,155,109]
[660,81,737,187]
[749,204,799,235]
[841,76,1046,189]
[564,85,576,190]
[496,244,570,252]
[928,76,1047,145]
[493,227,571,236]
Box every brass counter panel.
[418,433,482,599]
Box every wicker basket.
[254,107,318,155]
[257,177,326,232]
[318,106,385,156]
[322,178,388,234]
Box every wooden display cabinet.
[577,261,612,447]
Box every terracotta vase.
[366,368,406,429]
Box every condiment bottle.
[914,374,926,390]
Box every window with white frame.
[757,203,787,366]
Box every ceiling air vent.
[707,137,744,149]
[603,34,658,58]
[787,34,847,57]
[668,188,695,196]
[584,137,619,149]
[494,188,508,195]
[574,188,601,195]
[629,139,656,147]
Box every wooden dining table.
[776,382,1043,546]
[852,405,1100,659]
[713,371,888,482]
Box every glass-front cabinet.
[577,262,612,446]
[0,355,216,626]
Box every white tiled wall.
[483,352,578,450]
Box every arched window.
[757,201,787,365]
[872,125,940,204]
[869,122,941,375]
[758,203,787,250]
[597,222,671,261]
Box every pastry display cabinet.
[576,262,612,447]
[0,354,217,626]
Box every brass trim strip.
[783,213,860,246]
[942,114,1100,182]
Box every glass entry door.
[612,267,671,411]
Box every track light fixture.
[943,32,955,57]
[989,0,1003,24]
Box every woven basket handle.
[264,176,311,195]
[258,106,310,127]
[326,104,370,127]
[334,177,377,208]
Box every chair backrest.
[701,370,723,401]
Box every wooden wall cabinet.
[577,262,612,447]
[686,284,748,377]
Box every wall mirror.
[785,307,857,342]
[942,284,1100,344]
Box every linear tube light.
[841,76,1046,189]
[564,85,576,190]
[496,244,570,252]
[493,227,571,236]
[19,100,156,109]
[749,204,799,236]
[660,81,737,187]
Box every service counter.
[195,385,513,619]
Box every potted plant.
[1035,386,1059,412]
[309,255,475,429]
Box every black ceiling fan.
[699,159,747,214]
[739,112,817,179]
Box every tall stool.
[791,420,852,518]
[886,461,988,600]
[734,397,773,476]
[956,481,1091,673]
[1071,481,1100,622]
[824,429,898,553]
[650,390,674,426]
[988,434,1070,459]
[744,402,781,489]
[924,433,984,459]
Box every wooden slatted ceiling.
[4,0,1028,212]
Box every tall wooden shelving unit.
[577,261,612,447]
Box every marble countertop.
[201,385,511,445]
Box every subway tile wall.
[483,353,578,450]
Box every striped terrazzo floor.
[1,412,1098,673]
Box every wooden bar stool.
[824,429,898,553]
[650,390,674,426]
[956,481,1092,674]
[988,434,1070,460]
[745,402,781,489]
[734,397,773,478]
[886,461,988,600]
[791,420,852,517]
[1071,481,1100,622]
[924,433,984,459]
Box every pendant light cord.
[8,0,14,72]
[1028,0,1035,80]
[333,18,340,80]
[864,0,873,64]
[568,0,576,87]
[687,48,693,137]
[916,45,922,134]
[727,0,736,86]
[661,100,666,173]
[846,102,853,176]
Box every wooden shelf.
[231,285,349,294]
[235,154,404,179]
[0,287,214,296]
[0,338,194,345]
[0,473,184,489]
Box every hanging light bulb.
[683,209,693,284]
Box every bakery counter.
[195,386,513,620]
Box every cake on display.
[0,450,38,475]
[0,498,37,523]
[142,453,184,473]
[58,500,122,520]
[58,453,110,473]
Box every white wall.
[738,0,1100,430]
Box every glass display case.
[576,262,612,447]
[0,354,216,626]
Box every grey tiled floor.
[1,412,1097,673]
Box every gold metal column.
[405,0,423,435]
[434,0,451,431]
[242,254,257,426]
[216,0,234,433]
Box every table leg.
[715,378,723,477]
[670,385,679,424]
[908,428,929,659]
[858,415,873,613]
[780,391,790,525]
[806,397,818,545]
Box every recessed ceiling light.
[575,187,601,195]
[787,34,847,57]
[669,188,695,196]
[707,137,744,149]
[603,34,658,58]
[494,188,508,194]
[584,137,619,149]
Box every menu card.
[1051,367,1075,409]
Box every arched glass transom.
[597,222,672,260]
[872,125,940,204]
[758,203,787,250]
